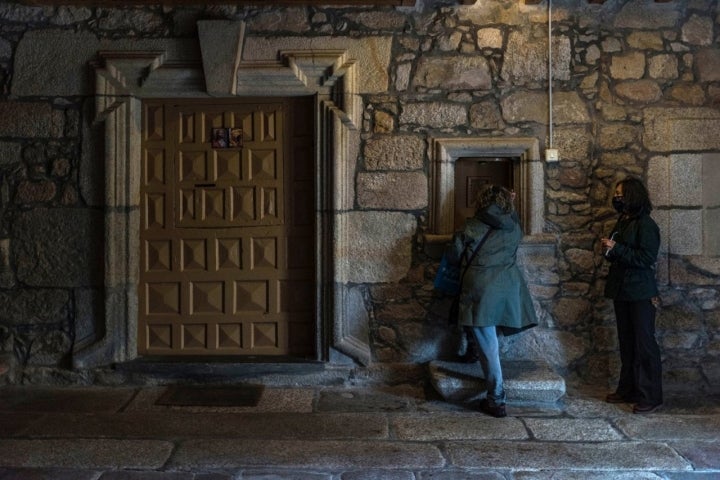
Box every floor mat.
[155,384,265,407]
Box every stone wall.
[0,0,718,393]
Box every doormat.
[155,384,265,407]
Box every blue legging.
[471,326,506,406]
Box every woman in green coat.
[447,185,537,417]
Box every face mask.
[612,197,624,213]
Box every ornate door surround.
[74,21,372,368]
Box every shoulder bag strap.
[459,228,493,288]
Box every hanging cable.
[548,0,553,149]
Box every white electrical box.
[545,148,559,162]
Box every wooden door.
[138,98,315,357]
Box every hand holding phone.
[601,232,617,257]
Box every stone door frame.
[429,136,544,237]
[73,21,372,368]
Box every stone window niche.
[425,137,545,253]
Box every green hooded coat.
[447,204,538,335]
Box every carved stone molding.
[93,51,166,121]
[198,20,245,95]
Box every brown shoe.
[605,392,628,404]
[606,392,641,404]
[633,403,662,414]
[479,398,507,418]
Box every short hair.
[617,177,652,216]
[475,184,514,214]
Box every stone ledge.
[429,359,566,404]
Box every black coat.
[603,213,660,301]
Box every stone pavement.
[0,382,719,480]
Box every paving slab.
[98,473,193,480]
[0,413,43,436]
[0,439,174,469]
[169,439,445,470]
[233,468,330,480]
[523,418,625,441]
[124,387,316,414]
[563,387,720,417]
[512,472,664,480]
[335,469,415,480]
[193,474,237,480]
[667,440,720,470]
[652,394,720,415]
[562,393,632,418]
[390,413,527,441]
[0,387,136,413]
[615,415,720,441]
[316,390,415,412]
[235,471,330,480]
[19,412,388,440]
[0,468,102,480]
[444,440,693,471]
[415,471,505,479]
[663,473,720,480]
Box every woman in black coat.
[601,177,663,414]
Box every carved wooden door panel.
[138,98,315,357]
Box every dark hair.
[617,177,652,216]
[475,184,514,214]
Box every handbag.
[434,253,462,295]
[447,228,493,324]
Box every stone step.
[428,359,566,404]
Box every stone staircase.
[428,359,566,405]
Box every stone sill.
[423,232,556,259]
[424,232,556,244]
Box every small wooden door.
[454,157,513,231]
[138,97,315,357]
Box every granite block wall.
[0,0,718,393]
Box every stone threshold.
[110,356,350,386]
